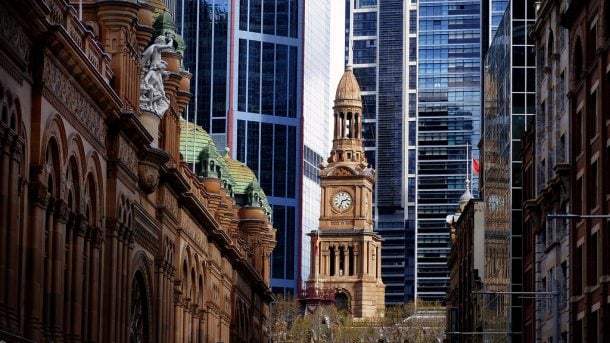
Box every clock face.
[332,191,352,211]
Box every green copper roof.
[178,119,271,217]
[179,118,214,165]
[223,155,257,194]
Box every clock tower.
[304,66,385,318]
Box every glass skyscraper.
[482,0,536,339]
[176,0,304,297]
[416,0,481,300]
[301,0,332,287]
[344,0,416,305]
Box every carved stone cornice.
[42,58,107,147]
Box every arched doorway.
[130,271,150,343]
[335,291,349,312]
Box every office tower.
[416,1,482,300]
[344,0,415,304]
[301,0,332,288]
[482,0,536,339]
[176,0,304,297]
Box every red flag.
[472,158,480,175]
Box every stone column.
[334,113,340,138]
[81,227,92,340]
[88,228,103,341]
[364,241,369,276]
[334,245,340,277]
[375,246,381,281]
[50,200,68,339]
[174,292,183,342]
[156,260,165,340]
[199,310,206,343]
[63,214,74,337]
[24,180,49,341]
[183,299,191,341]
[43,198,55,337]
[5,138,22,332]
[192,306,199,341]
[70,216,87,341]
[343,245,348,276]
[102,223,119,341]
[0,131,13,328]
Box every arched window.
[130,272,150,343]
[573,38,584,82]
[546,31,554,67]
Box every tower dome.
[334,65,362,106]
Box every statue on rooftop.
[140,34,173,117]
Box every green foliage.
[267,297,445,342]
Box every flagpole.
[467,142,470,182]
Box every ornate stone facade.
[0,1,275,342]
[303,67,385,318]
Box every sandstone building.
[0,0,276,342]
[303,66,385,318]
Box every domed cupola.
[328,66,366,165]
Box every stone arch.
[334,289,351,313]
[1,103,7,123]
[67,133,87,181]
[85,151,104,227]
[190,267,197,303]
[65,155,81,213]
[41,114,68,167]
[45,137,62,198]
[181,259,189,295]
[84,172,98,227]
[546,30,554,66]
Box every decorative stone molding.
[42,60,107,145]
[0,6,31,64]
[118,135,138,174]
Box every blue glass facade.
[234,0,302,297]
[416,0,481,300]
[177,0,303,297]
[176,0,230,150]
[346,0,416,305]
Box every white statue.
[140,34,173,117]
